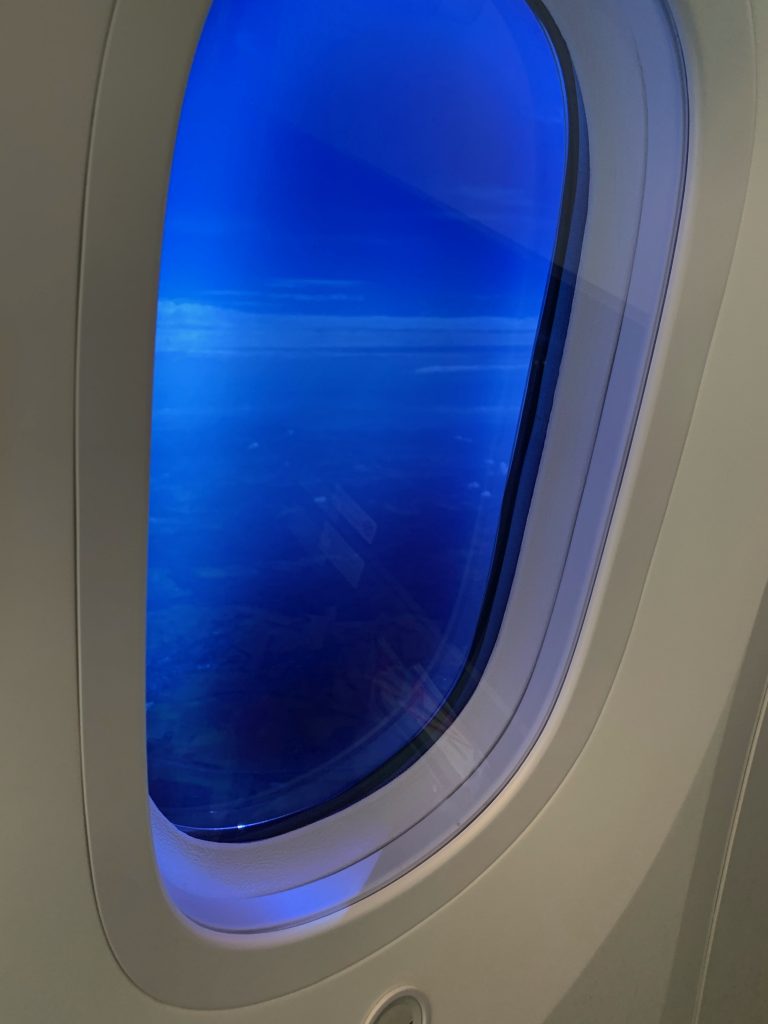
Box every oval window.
[147,0,575,841]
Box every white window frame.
[75,0,755,1009]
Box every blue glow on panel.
[147,0,569,839]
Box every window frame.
[143,0,671,917]
[73,0,746,1008]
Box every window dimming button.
[367,993,426,1024]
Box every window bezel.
[72,0,749,1009]
[142,0,680,925]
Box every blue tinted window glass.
[147,0,573,840]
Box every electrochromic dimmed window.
[147,0,576,841]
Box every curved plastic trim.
[75,0,756,1009]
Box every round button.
[367,992,426,1024]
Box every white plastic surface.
[75,0,690,994]
[0,0,766,1021]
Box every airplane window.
[147,0,577,842]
